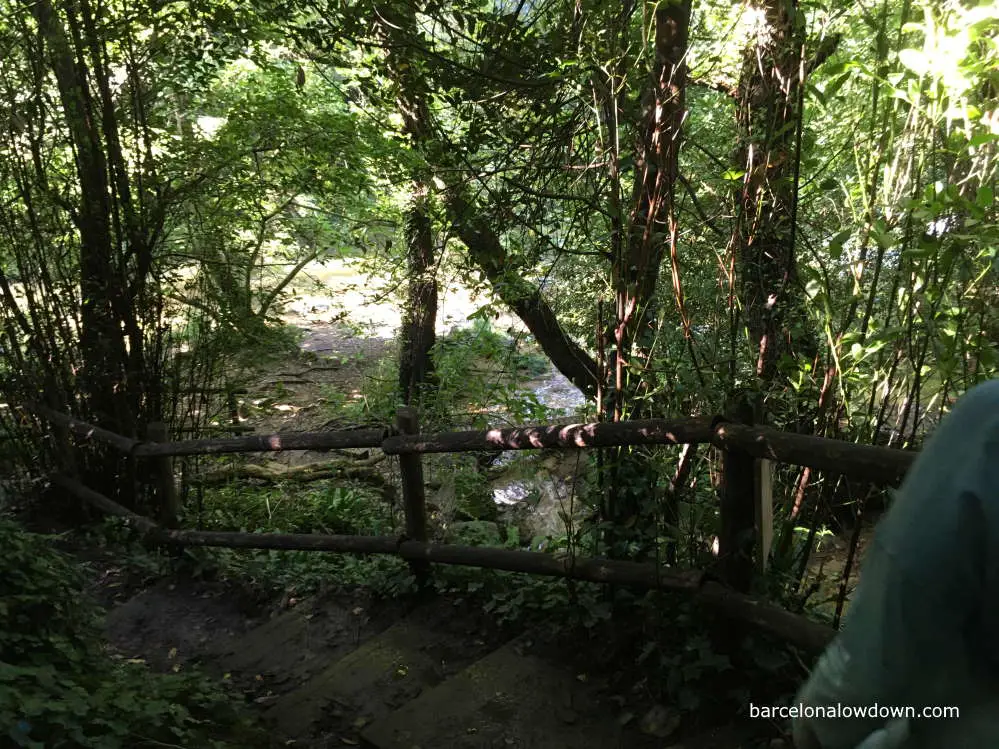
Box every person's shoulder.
[929,381,999,447]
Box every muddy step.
[214,596,378,692]
[360,638,625,749]
[264,616,464,738]
[104,579,261,669]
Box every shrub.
[0,518,264,748]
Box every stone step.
[360,638,625,749]
[213,594,386,697]
[264,616,466,738]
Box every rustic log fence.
[27,401,919,656]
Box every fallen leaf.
[168,647,177,660]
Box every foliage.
[183,544,417,600]
[0,518,263,748]
[173,478,415,597]
[340,317,553,430]
[424,318,552,429]
[194,479,395,536]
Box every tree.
[730,0,823,397]
[373,2,440,406]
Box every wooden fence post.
[718,443,756,592]
[147,422,180,529]
[716,391,762,593]
[396,407,430,587]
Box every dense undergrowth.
[0,518,267,749]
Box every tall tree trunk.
[34,0,131,432]
[612,0,691,420]
[732,0,817,390]
[601,1,691,560]
[32,0,162,507]
[375,3,439,406]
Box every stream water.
[489,370,591,541]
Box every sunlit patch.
[267,436,282,450]
[493,481,531,505]
[195,115,227,139]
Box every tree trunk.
[34,0,129,433]
[445,186,601,400]
[612,0,692,419]
[602,1,692,560]
[374,3,439,407]
[32,0,162,506]
[397,184,438,405]
[732,0,817,388]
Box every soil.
[104,577,267,669]
[237,322,395,438]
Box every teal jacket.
[793,380,999,748]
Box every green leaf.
[823,71,852,100]
[828,230,851,259]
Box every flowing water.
[490,370,592,541]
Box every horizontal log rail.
[29,402,140,454]
[132,428,391,457]
[381,418,716,454]
[51,473,834,655]
[30,403,918,485]
[711,422,914,485]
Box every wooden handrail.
[131,428,391,457]
[710,422,914,486]
[380,418,715,454]
[29,404,916,485]
[26,402,140,453]
[51,473,835,655]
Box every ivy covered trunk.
[397,184,438,406]
[376,2,440,407]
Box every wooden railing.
[27,401,919,656]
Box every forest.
[0,0,996,746]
